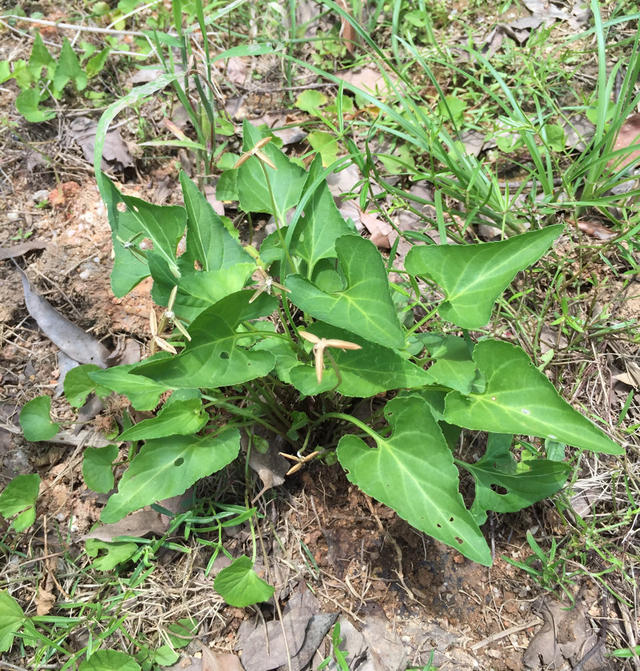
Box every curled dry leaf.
[69,116,134,171]
[83,509,169,542]
[335,0,358,54]
[359,207,394,249]
[36,585,56,616]
[15,265,109,367]
[576,219,616,241]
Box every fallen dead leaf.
[523,599,610,670]
[359,208,394,249]
[576,219,616,241]
[202,648,244,671]
[609,113,640,172]
[83,509,169,542]
[236,602,314,671]
[335,0,358,54]
[0,240,47,260]
[69,117,134,171]
[15,265,110,367]
[614,362,640,388]
[36,585,56,616]
[249,443,290,500]
[338,66,396,98]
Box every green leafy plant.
[14,115,623,622]
[1,33,109,122]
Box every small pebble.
[7,211,19,222]
[32,189,49,202]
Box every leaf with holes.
[337,396,491,565]
[101,428,240,523]
[286,235,404,349]
[405,225,563,328]
[444,340,622,454]
[133,291,277,389]
[289,156,352,275]
[290,323,432,396]
[237,122,307,221]
[214,555,274,607]
[458,434,571,525]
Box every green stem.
[318,412,379,441]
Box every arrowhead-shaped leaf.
[459,434,571,525]
[290,323,431,396]
[337,396,491,565]
[120,195,186,277]
[405,225,563,328]
[83,445,118,493]
[289,156,352,275]
[0,591,26,653]
[149,252,255,322]
[237,122,307,220]
[286,236,404,349]
[89,364,170,411]
[214,555,274,607]
[444,340,622,454]
[0,474,40,532]
[420,334,484,394]
[117,398,207,441]
[64,364,111,407]
[101,178,150,296]
[20,396,60,442]
[179,172,251,272]
[101,428,240,522]
[133,291,277,388]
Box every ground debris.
[15,264,109,367]
[523,599,611,670]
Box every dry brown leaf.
[614,362,640,388]
[523,599,610,670]
[69,117,134,171]
[0,240,47,260]
[36,585,56,616]
[338,66,395,98]
[201,648,244,671]
[83,509,169,542]
[236,603,314,671]
[358,208,394,249]
[609,113,640,172]
[576,219,616,241]
[335,0,358,54]
[15,265,110,367]
[249,443,289,497]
